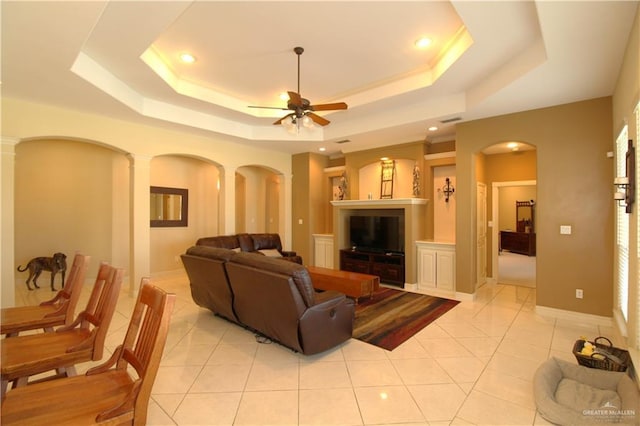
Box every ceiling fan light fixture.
[282,115,294,127]
[302,114,314,128]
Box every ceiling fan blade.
[248,105,290,110]
[287,91,303,108]
[309,102,348,111]
[306,112,330,126]
[273,113,295,125]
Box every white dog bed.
[534,357,639,424]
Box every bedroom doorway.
[492,181,537,287]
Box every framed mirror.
[516,200,535,233]
[150,186,188,227]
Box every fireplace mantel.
[330,198,428,208]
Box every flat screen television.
[349,215,404,254]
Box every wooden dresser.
[500,231,536,256]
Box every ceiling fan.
[249,46,348,128]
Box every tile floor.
[9,271,628,425]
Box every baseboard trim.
[408,283,475,302]
[535,305,613,327]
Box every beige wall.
[433,165,456,242]
[457,97,614,316]
[612,6,639,347]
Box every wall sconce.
[614,176,632,212]
[614,139,635,214]
[439,177,455,202]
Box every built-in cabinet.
[416,241,455,292]
[312,234,334,268]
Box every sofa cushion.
[229,252,315,307]
[186,245,236,261]
[196,235,240,250]
[237,233,255,252]
[250,233,283,251]
[258,248,283,258]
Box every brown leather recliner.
[181,246,239,324]
[181,247,353,355]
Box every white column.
[1,137,18,307]
[221,165,236,234]
[128,154,152,295]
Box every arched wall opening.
[14,138,130,281]
[479,143,537,288]
[150,155,221,274]
[236,165,281,234]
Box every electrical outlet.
[576,289,583,299]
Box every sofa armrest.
[280,250,297,257]
[313,290,346,305]
[298,293,354,354]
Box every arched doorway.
[480,141,537,288]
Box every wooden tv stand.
[339,249,405,287]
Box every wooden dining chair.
[1,279,176,426]
[1,253,91,337]
[0,263,123,396]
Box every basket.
[573,336,630,372]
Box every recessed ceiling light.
[319,147,326,152]
[428,126,438,131]
[507,142,518,149]
[414,37,432,49]
[180,53,196,64]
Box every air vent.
[440,117,462,124]
[335,139,351,144]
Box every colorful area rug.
[353,287,460,351]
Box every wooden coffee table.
[306,266,380,302]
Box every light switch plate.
[560,225,572,235]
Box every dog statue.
[17,252,67,291]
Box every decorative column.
[128,154,152,295]
[1,137,18,307]
[281,173,293,250]
[220,165,236,235]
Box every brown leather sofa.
[181,246,354,355]
[196,233,303,264]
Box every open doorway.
[492,181,537,287]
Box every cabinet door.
[436,250,455,290]
[417,248,437,289]
[313,236,334,268]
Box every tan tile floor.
[8,271,627,425]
